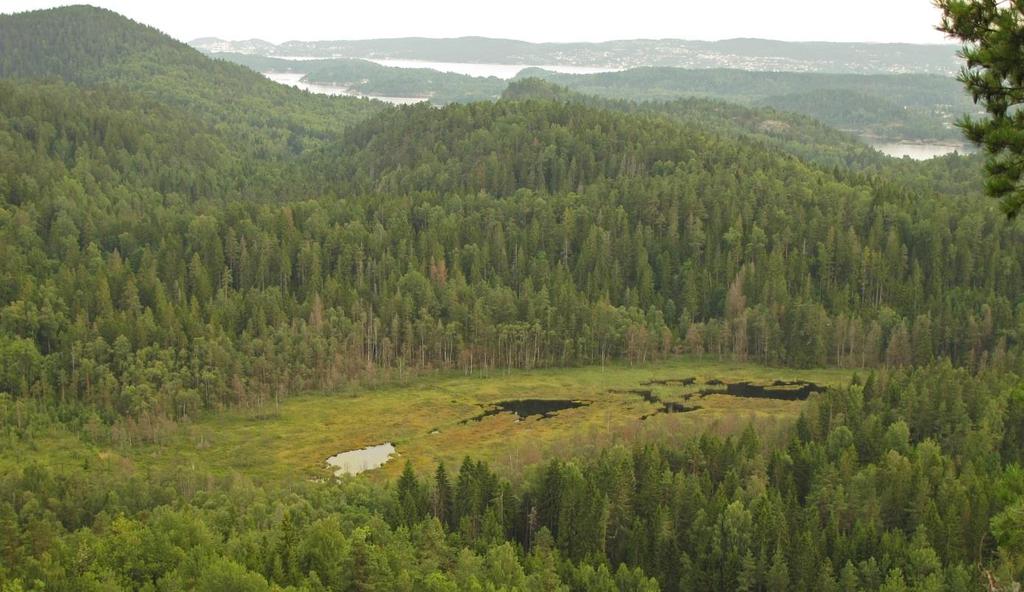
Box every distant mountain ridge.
[191,35,962,75]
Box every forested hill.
[0,5,182,82]
[500,78,889,170]
[0,5,385,155]
[512,67,973,142]
[501,78,986,195]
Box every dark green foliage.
[503,78,985,183]
[938,0,1024,217]
[397,460,428,527]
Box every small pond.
[464,399,588,422]
[326,442,396,476]
[699,380,825,401]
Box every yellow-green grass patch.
[118,357,855,482]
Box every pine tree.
[397,460,424,527]
[938,0,1024,217]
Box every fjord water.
[262,72,428,105]
[326,443,396,476]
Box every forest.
[1,5,1023,591]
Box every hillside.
[501,78,986,194]
[0,5,385,155]
[514,67,974,141]
[500,78,885,166]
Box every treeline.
[0,79,1018,424]
[2,362,1022,590]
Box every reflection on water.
[262,72,428,105]
[870,141,972,160]
[326,442,396,476]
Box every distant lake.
[870,141,973,160]
[262,71,428,105]
[364,58,622,79]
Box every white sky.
[0,0,953,45]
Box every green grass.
[129,357,854,480]
[4,357,858,483]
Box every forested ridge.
[513,67,974,142]
[1,5,1023,592]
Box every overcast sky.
[1,0,953,45]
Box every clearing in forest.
[112,357,855,481]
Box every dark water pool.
[464,399,589,422]
[700,380,825,401]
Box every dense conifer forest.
[1,5,1022,591]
